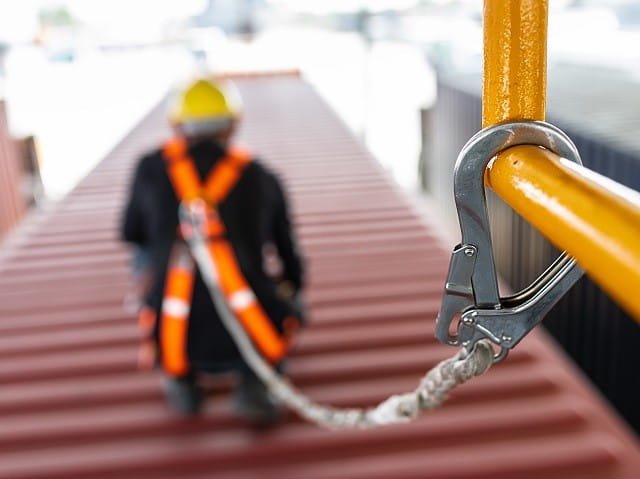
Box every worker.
[121,77,305,424]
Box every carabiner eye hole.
[447,312,462,344]
[489,345,509,363]
[461,335,507,363]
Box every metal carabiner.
[435,121,584,362]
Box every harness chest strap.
[160,138,292,376]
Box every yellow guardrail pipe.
[482,0,640,321]
[487,146,640,320]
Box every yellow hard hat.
[169,77,241,126]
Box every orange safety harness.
[158,138,296,376]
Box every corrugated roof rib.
[0,75,638,478]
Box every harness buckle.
[435,121,584,363]
[179,198,224,241]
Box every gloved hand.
[277,280,295,300]
[138,340,157,370]
[137,306,158,370]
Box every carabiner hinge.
[454,255,583,362]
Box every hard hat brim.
[177,118,234,138]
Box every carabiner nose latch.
[435,243,478,346]
[435,121,584,362]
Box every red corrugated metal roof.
[0,74,638,479]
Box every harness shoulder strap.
[162,138,252,204]
[162,138,201,201]
[202,147,252,204]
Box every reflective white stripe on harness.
[162,297,190,318]
[228,289,256,312]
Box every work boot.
[163,374,203,416]
[231,369,283,426]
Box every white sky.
[266,0,421,15]
[1,0,636,198]
[0,0,207,43]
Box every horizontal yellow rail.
[486,146,640,321]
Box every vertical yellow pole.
[483,0,548,126]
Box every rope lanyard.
[180,201,494,429]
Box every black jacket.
[121,139,305,371]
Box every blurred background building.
[0,0,639,476]
[2,0,639,200]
